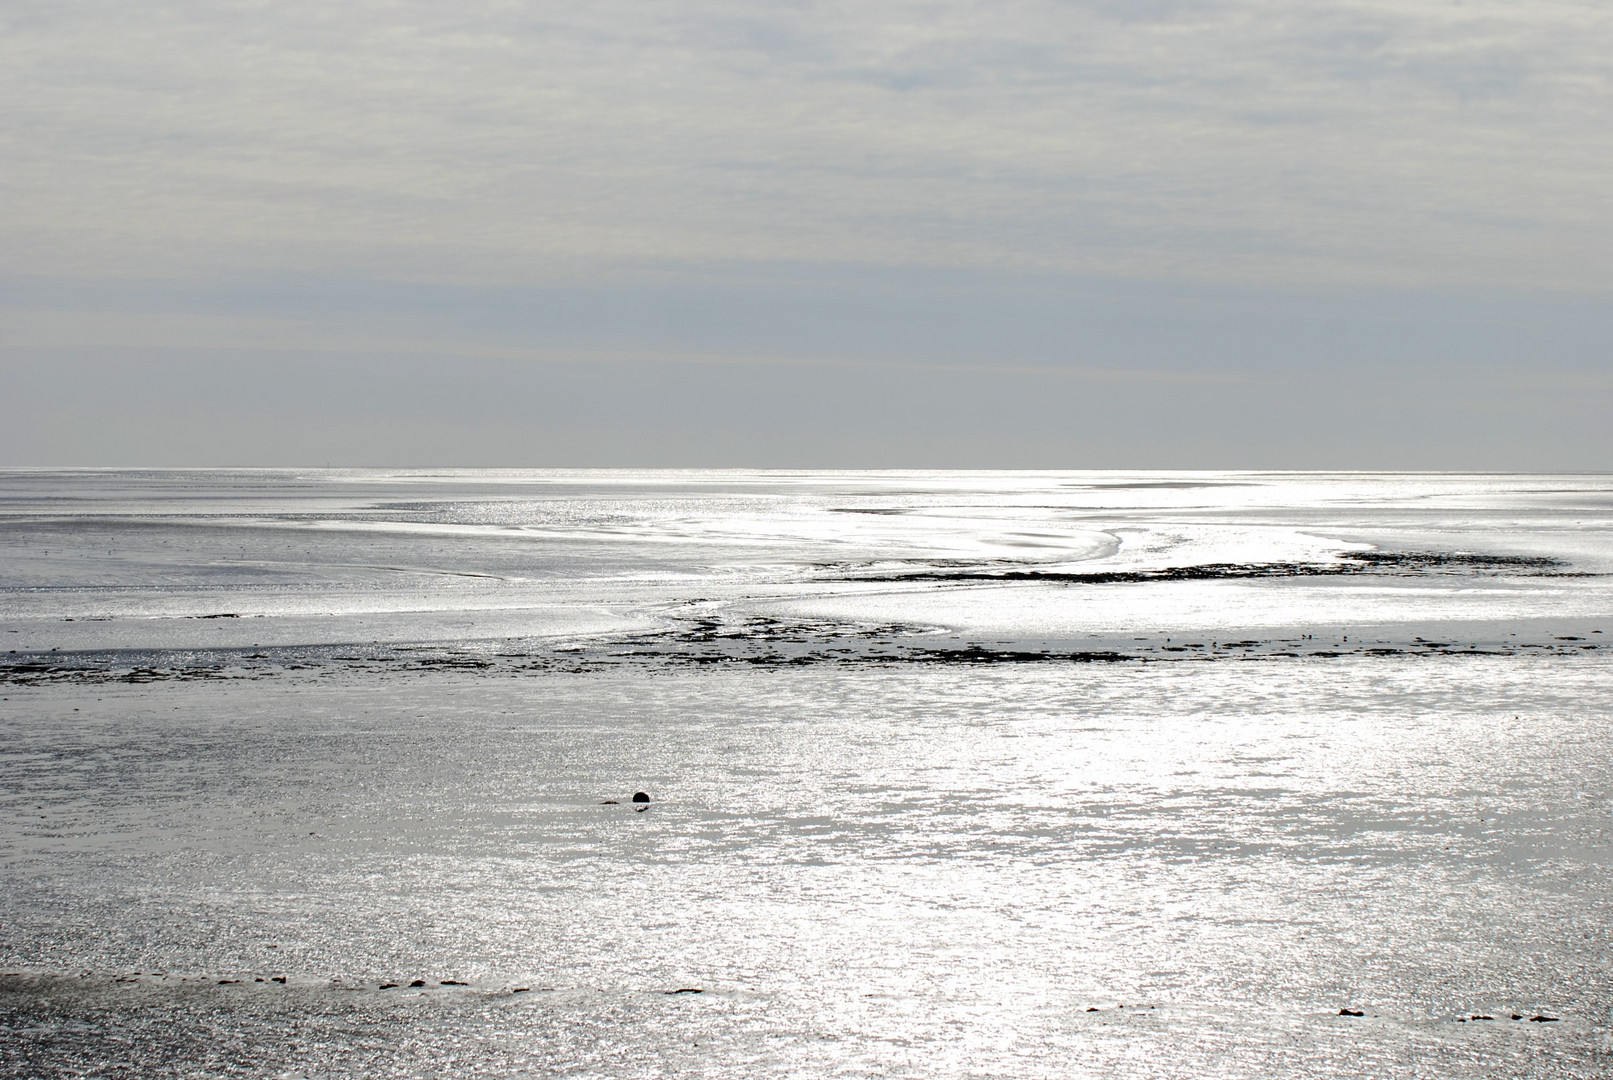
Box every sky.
[3,0,1611,467]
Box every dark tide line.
[0,971,1569,1032]
[1,629,1605,685]
[0,969,544,1000]
[836,551,1587,586]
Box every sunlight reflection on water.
[2,471,1611,1076]
[3,660,1611,1077]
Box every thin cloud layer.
[5,0,1611,289]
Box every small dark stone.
[441,980,468,986]
[511,987,530,994]
[1086,1007,1099,1012]
[217,979,237,985]
[601,800,619,805]
[632,791,651,803]
[409,979,426,988]
[379,983,398,990]
[1471,1015,1493,1021]
[270,976,286,984]
[1530,1015,1559,1022]
[1512,1014,1523,1020]
[665,987,702,994]
[1338,1008,1364,1017]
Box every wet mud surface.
[4,550,1606,685]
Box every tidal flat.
[2,470,1610,1077]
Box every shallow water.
[2,471,1611,1077]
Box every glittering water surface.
[1,471,1611,1077]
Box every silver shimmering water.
[2,471,1611,1078]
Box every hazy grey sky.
[3,0,1610,466]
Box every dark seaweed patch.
[1344,551,1564,572]
[3,627,1605,685]
[838,550,1577,585]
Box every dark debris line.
[837,550,1583,586]
[1,633,1606,686]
